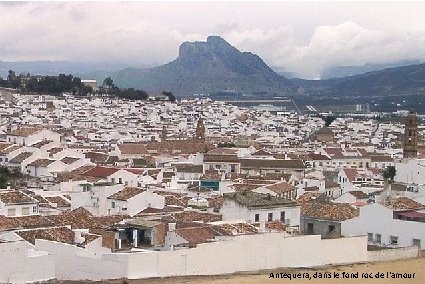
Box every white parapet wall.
[35,233,368,281]
[368,246,419,262]
[0,241,55,284]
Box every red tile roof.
[82,166,119,178]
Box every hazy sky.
[1,1,425,78]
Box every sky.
[1,1,425,79]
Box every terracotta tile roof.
[9,127,41,137]
[207,148,238,155]
[0,215,55,231]
[82,166,119,178]
[164,195,189,207]
[171,211,222,223]
[47,207,127,229]
[382,197,424,211]
[297,192,328,205]
[44,196,71,207]
[265,221,287,232]
[204,154,240,163]
[174,164,203,173]
[0,142,13,151]
[30,140,53,148]
[306,153,331,161]
[9,152,33,164]
[343,168,359,182]
[146,140,213,155]
[224,191,298,209]
[136,206,184,215]
[265,181,295,194]
[217,222,258,234]
[27,158,55,167]
[47,147,63,155]
[302,202,359,221]
[348,191,369,199]
[370,155,393,162]
[175,225,230,246]
[0,145,20,154]
[240,159,305,169]
[118,143,149,155]
[85,152,109,164]
[325,180,340,189]
[60,157,80,165]
[0,191,37,205]
[107,187,145,201]
[207,196,224,209]
[17,227,75,245]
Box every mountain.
[111,36,296,96]
[294,63,425,97]
[320,60,422,79]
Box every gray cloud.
[1,2,425,78]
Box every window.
[376,234,381,244]
[111,178,115,184]
[254,214,260,222]
[268,212,273,222]
[111,201,116,209]
[413,239,421,249]
[307,223,314,234]
[280,211,286,222]
[390,236,399,245]
[367,233,373,242]
[33,205,38,214]
[118,178,123,184]
[22,207,30,215]
[7,208,16,217]
[328,225,335,233]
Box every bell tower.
[403,112,419,158]
[195,117,205,141]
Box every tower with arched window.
[403,112,419,158]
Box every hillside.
[111,36,297,96]
[295,63,425,97]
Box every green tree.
[383,166,396,183]
[103,77,115,89]
[162,91,176,102]
[0,174,6,189]
[323,115,336,127]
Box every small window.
[367,233,373,242]
[413,239,421,249]
[118,178,123,184]
[111,201,116,209]
[328,225,335,233]
[307,223,314,234]
[33,206,38,213]
[254,214,260,222]
[268,212,273,222]
[7,208,16,217]
[376,234,381,244]
[111,178,115,184]
[390,235,398,245]
[280,211,286,222]
[22,207,30,215]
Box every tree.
[0,174,6,189]
[323,115,336,127]
[103,77,115,89]
[162,91,176,102]
[383,166,396,183]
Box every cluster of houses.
[0,92,424,282]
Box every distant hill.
[320,60,422,79]
[0,61,129,79]
[111,36,297,96]
[294,63,425,97]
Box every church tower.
[195,117,205,141]
[403,111,419,158]
[161,126,167,141]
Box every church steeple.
[403,111,419,158]
[161,125,167,141]
[195,116,205,141]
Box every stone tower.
[161,126,167,141]
[403,111,419,158]
[195,117,205,141]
